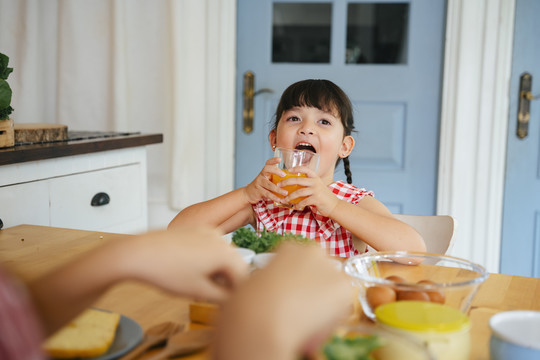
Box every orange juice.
[272,170,307,206]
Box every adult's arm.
[28,227,248,335]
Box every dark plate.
[92,314,143,360]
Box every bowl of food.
[343,252,489,320]
[311,324,434,360]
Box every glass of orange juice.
[272,147,320,208]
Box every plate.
[52,312,144,360]
[93,314,143,360]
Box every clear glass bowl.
[343,252,489,320]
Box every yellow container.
[375,301,470,360]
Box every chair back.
[393,214,455,255]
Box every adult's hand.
[213,243,354,360]
[125,227,249,302]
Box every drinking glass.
[272,147,320,208]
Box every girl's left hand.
[278,166,339,216]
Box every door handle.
[91,192,110,207]
[517,72,540,139]
[242,71,273,134]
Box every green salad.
[232,227,312,253]
[322,335,382,360]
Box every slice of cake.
[44,308,121,359]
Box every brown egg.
[417,279,446,304]
[385,275,406,284]
[396,290,431,302]
[366,286,397,310]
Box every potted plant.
[0,52,14,148]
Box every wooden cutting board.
[0,119,15,148]
[189,302,219,325]
[14,123,68,143]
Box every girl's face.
[269,105,354,184]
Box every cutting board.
[14,123,68,143]
[0,119,15,147]
[189,302,219,325]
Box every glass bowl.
[343,252,489,320]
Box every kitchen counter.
[0,131,163,165]
[0,131,163,234]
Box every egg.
[366,286,397,310]
[385,275,406,284]
[417,279,446,304]
[396,290,431,302]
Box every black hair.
[272,79,355,184]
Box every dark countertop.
[0,131,163,166]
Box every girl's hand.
[243,157,288,204]
[278,166,339,216]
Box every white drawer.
[49,165,144,232]
[0,181,50,229]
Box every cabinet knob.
[91,192,110,207]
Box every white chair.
[393,214,456,255]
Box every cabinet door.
[0,181,50,228]
[49,165,145,233]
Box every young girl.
[169,79,425,257]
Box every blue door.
[235,0,446,215]
[501,0,540,277]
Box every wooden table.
[1,225,539,359]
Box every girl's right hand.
[243,157,288,204]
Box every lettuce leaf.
[232,227,311,253]
[323,335,382,360]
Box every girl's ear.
[340,135,355,158]
[269,129,277,150]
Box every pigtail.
[343,157,353,184]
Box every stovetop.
[66,131,141,141]
[14,131,141,146]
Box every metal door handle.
[517,72,539,139]
[242,71,273,134]
[523,91,540,100]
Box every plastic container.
[375,301,471,360]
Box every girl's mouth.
[295,142,316,153]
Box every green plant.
[0,52,14,121]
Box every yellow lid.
[375,301,470,333]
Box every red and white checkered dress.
[253,180,374,257]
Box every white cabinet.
[0,147,149,234]
[0,181,49,227]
